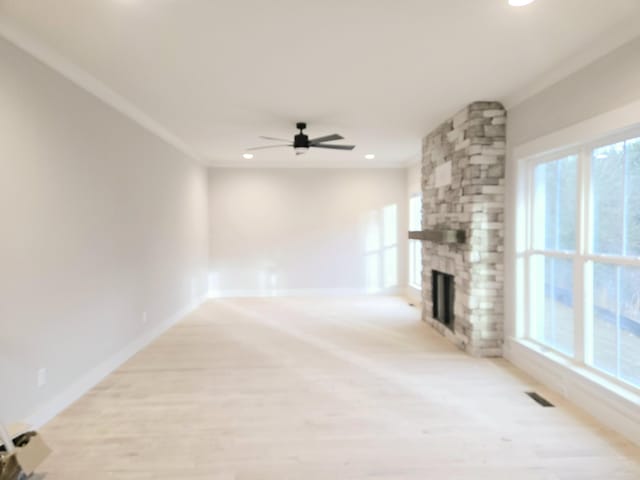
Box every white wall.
[406,162,421,197]
[505,35,640,445]
[507,36,640,148]
[208,168,407,296]
[0,37,210,424]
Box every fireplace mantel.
[408,229,466,245]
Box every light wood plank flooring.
[40,296,640,479]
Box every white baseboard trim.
[208,287,405,299]
[504,337,640,446]
[26,295,208,428]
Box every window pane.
[531,255,574,355]
[592,142,625,255]
[591,263,640,387]
[409,240,422,288]
[533,162,557,249]
[409,195,423,289]
[620,266,640,386]
[592,263,618,376]
[409,195,422,231]
[533,156,577,251]
[626,137,640,257]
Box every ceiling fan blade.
[309,134,344,144]
[246,144,292,151]
[259,136,292,142]
[311,144,355,150]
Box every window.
[589,136,640,387]
[525,130,640,389]
[409,195,422,289]
[530,155,577,356]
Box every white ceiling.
[1,0,640,167]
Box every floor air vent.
[525,392,554,407]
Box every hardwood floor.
[40,296,640,479]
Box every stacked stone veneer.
[421,101,506,357]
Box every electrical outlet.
[37,368,47,388]
[142,311,148,324]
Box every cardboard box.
[0,424,51,477]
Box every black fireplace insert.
[432,270,454,329]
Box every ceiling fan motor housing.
[294,133,309,149]
[294,122,309,149]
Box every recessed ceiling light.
[365,154,376,160]
[508,0,535,6]
[242,153,254,159]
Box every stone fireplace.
[419,101,506,357]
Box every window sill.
[505,337,640,446]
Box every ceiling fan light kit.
[247,122,356,155]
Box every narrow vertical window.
[530,155,578,356]
[409,195,422,289]
[588,137,640,387]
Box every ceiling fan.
[247,122,356,155]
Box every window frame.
[522,125,640,392]
[408,193,422,290]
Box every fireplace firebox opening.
[432,270,454,329]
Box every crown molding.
[0,19,202,163]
